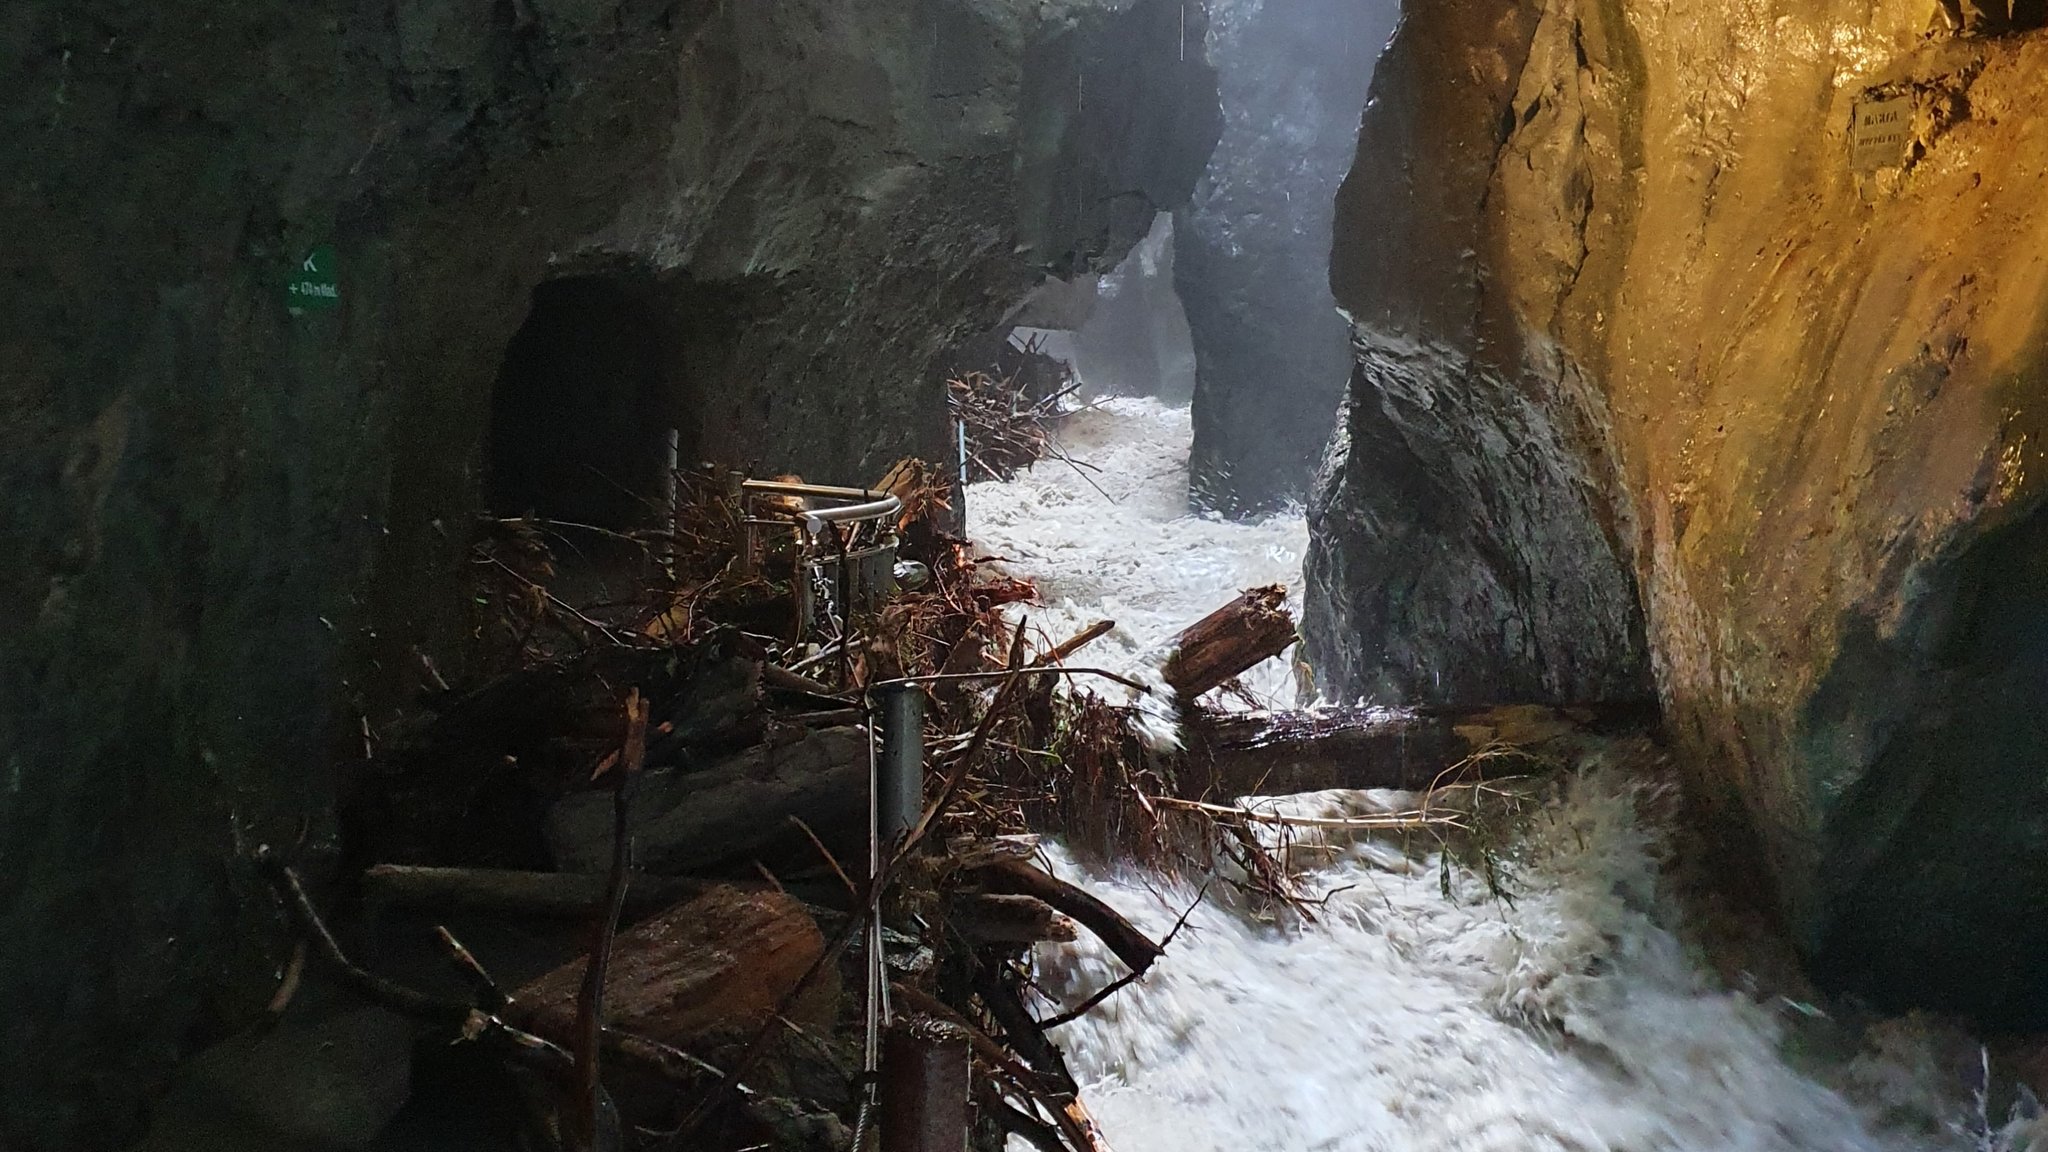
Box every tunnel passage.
[485,275,691,530]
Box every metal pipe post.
[875,682,926,848]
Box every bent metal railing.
[736,478,902,649]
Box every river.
[964,397,2005,1152]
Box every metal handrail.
[739,478,901,536]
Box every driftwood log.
[1183,702,1660,799]
[1161,585,1297,703]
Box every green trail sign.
[286,245,340,314]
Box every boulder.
[131,1007,415,1152]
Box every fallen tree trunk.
[1162,585,1297,703]
[362,864,705,918]
[547,726,869,874]
[1183,702,1659,799]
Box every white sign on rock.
[1852,94,1913,171]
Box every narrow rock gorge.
[12,0,2048,1146]
[1177,0,1399,514]
[1305,0,2048,1023]
[0,3,1216,1146]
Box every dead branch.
[979,1087,1067,1152]
[435,926,506,1011]
[1032,619,1114,667]
[264,938,307,1019]
[1039,880,1207,1030]
[253,847,579,1083]
[1145,794,1465,832]
[566,688,643,1152]
[970,860,1162,978]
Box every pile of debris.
[947,334,1083,482]
[249,457,1635,1152]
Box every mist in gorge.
[9,0,2048,1150]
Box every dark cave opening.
[485,274,689,531]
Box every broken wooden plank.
[1162,585,1297,703]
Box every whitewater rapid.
[965,398,1997,1152]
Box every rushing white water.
[967,396,1307,710]
[963,399,2004,1152]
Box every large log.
[508,884,833,1056]
[361,864,705,917]
[1161,585,1297,702]
[547,725,870,874]
[1182,702,1659,799]
[945,893,1078,946]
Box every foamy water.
[964,400,1997,1152]
[968,397,1306,709]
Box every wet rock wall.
[1307,0,2048,1021]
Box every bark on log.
[969,859,1161,976]
[547,726,870,874]
[1183,702,1659,798]
[508,884,834,1048]
[941,833,1041,873]
[1162,585,1297,702]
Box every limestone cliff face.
[1177,0,1398,514]
[1309,0,2048,1020]
[0,2,1216,1146]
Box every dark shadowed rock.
[1301,0,1651,709]
[131,1007,416,1151]
[0,2,1217,1146]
